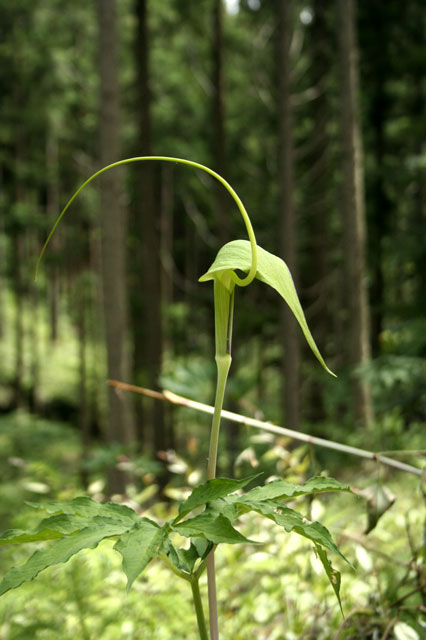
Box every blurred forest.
[0,0,425,638]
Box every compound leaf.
[114,518,166,592]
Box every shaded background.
[0,1,425,636]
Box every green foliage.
[115,519,166,593]
[0,475,350,615]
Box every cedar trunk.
[98,0,136,493]
[278,0,300,430]
[134,0,166,456]
[338,0,374,426]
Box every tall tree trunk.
[29,233,41,414]
[160,164,174,320]
[98,0,136,493]
[305,0,334,422]
[134,0,166,458]
[12,233,24,410]
[77,283,90,489]
[0,166,5,341]
[338,0,373,426]
[278,0,300,430]
[212,0,229,244]
[46,127,60,343]
[13,139,25,410]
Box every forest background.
[0,0,425,638]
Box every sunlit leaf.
[200,240,334,374]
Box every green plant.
[2,157,351,639]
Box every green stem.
[206,353,232,640]
[35,156,257,287]
[191,576,209,640]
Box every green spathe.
[200,240,335,375]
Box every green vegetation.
[0,0,425,637]
[2,157,351,638]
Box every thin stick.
[108,379,424,478]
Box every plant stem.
[206,353,232,640]
[191,577,209,640]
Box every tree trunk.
[134,0,166,458]
[305,0,334,422]
[278,0,300,430]
[0,166,5,341]
[338,0,374,426]
[13,138,25,410]
[98,0,136,493]
[212,0,229,244]
[77,284,91,489]
[29,233,41,414]
[46,127,60,343]
[12,233,25,410]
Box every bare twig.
[108,380,425,478]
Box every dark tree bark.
[134,0,166,457]
[338,0,374,426]
[304,0,335,422]
[278,0,300,430]
[98,0,136,493]
[212,0,229,244]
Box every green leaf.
[173,512,257,545]
[315,544,343,615]
[208,497,240,524]
[165,539,212,574]
[0,521,132,597]
[27,496,139,525]
[235,498,348,563]
[0,514,92,545]
[200,240,334,375]
[174,474,261,524]
[114,518,166,592]
[237,476,351,504]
